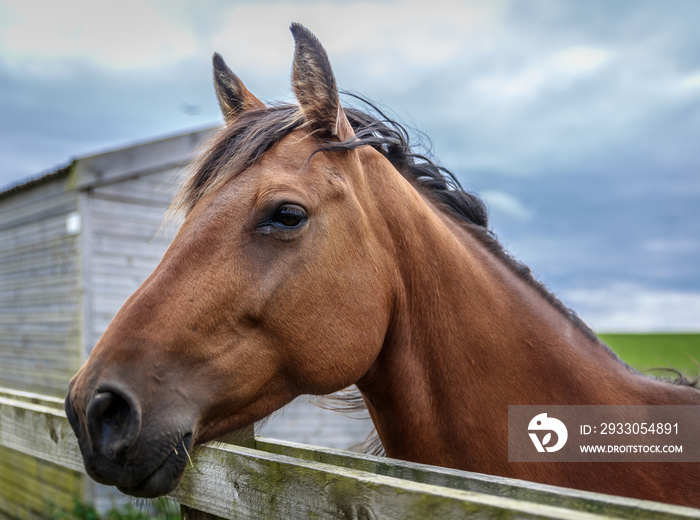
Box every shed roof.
[0,125,218,201]
[0,164,73,202]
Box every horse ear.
[290,23,354,141]
[213,53,265,124]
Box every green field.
[598,333,700,380]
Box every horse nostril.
[86,389,141,462]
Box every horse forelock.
[175,105,305,213]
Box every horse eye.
[269,204,307,229]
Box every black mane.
[324,97,607,348]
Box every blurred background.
[1,1,698,359]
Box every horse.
[64,24,700,506]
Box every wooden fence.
[1,387,698,520]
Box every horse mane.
[176,96,698,394]
[325,97,609,350]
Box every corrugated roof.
[0,125,219,202]
[0,163,74,201]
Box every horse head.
[65,24,399,497]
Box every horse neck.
[356,169,699,468]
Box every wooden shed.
[0,128,213,397]
[0,127,371,518]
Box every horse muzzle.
[65,384,194,498]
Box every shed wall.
[82,168,180,354]
[0,176,84,520]
[0,177,81,396]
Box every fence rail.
[1,387,698,520]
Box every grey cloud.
[0,58,221,187]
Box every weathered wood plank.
[0,299,80,316]
[0,219,77,255]
[0,329,79,343]
[0,193,76,234]
[0,241,78,274]
[254,437,699,520]
[0,242,78,273]
[169,442,622,520]
[0,355,80,376]
[0,319,77,337]
[0,387,66,407]
[0,284,79,304]
[0,354,79,372]
[0,261,78,283]
[0,177,72,218]
[0,312,78,325]
[0,397,84,473]
[0,372,73,398]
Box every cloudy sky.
[1,0,699,331]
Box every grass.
[598,333,700,379]
[46,497,179,520]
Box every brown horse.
[65,24,700,505]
